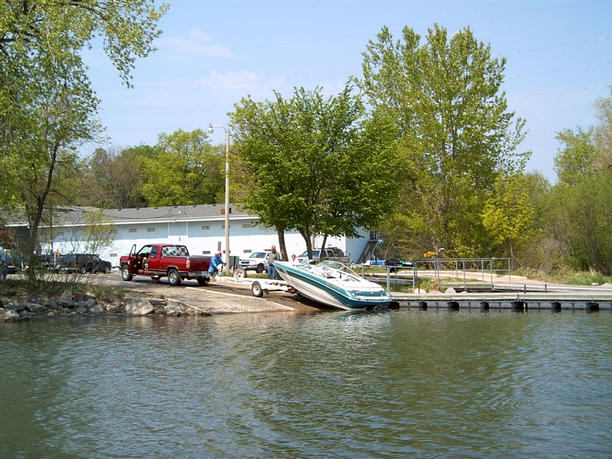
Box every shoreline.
[0,275,325,322]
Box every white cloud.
[159,30,233,58]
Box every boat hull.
[275,261,391,310]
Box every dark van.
[59,254,112,273]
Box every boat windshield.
[317,260,359,277]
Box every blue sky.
[84,0,611,182]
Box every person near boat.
[208,252,224,279]
[266,246,282,279]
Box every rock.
[413,288,427,294]
[125,298,154,316]
[76,306,87,314]
[58,290,73,303]
[165,303,183,316]
[88,304,104,314]
[44,301,60,310]
[74,301,91,310]
[24,302,48,314]
[2,309,20,321]
[445,287,456,294]
[104,302,123,314]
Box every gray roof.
[4,204,256,227]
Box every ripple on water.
[0,311,610,457]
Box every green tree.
[545,171,612,274]
[545,92,612,275]
[357,24,528,257]
[593,88,612,170]
[482,173,537,259]
[80,146,150,208]
[554,127,597,184]
[0,0,167,280]
[140,129,224,206]
[231,86,400,259]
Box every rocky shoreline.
[0,290,211,321]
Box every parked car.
[119,243,211,286]
[297,247,348,263]
[59,254,112,274]
[5,253,19,274]
[239,251,270,274]
[384,258,413,272]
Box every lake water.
[1,310,610,457]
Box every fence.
[359,257,513,292]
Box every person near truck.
[266,246,281,280]
[208,252,224,279]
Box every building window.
[241,223,254,228]
[243,249,252,254]
[202,250,211,255]
[109,253,118,258]
[201,225,210,230]
[147,227,155,233]
[128,228,137,233]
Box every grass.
[514,268,612,286]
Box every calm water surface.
[1,310,610,457]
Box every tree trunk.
[276,228,287,261]
[25,142,60,282]
[298,226,313,258]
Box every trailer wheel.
[121,264,133,281]
[197,276,209,286]
[251,281,264,297]
[168,268,181,286]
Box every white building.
[7,205,373,267]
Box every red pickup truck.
[120,243,211,286]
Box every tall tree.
[554,127,597,184]
[357,24,528,257]
[140,129,224,206]
[0,0,167,280]
[593,88,612,170]
[481,173,537,259]
[231,86,400,259]
[81,146,150,208]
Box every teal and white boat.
[274,260,392,310]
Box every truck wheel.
[251,281,264,297]
[256,264,264,274]
[121,265,133,281]
[197,276,209,286]
[168,268,181,286]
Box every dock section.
[391,291,612,311]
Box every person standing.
[266,245,281,279]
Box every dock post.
[480,301,489,311]
[511,300,525,312]
[585,302,599,313]
[447,301,460,311]
[418,301,427,310]
[551,301,561,312]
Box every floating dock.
[391,292,612,311]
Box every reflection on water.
[1,311,610,457]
